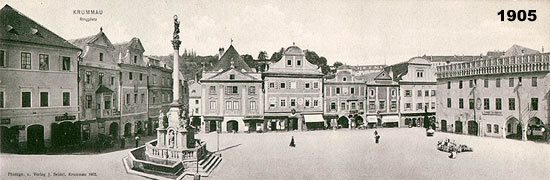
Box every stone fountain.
[123,15,221,180]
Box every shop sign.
[482,111,502,116]
[55,113,76,121]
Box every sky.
[2,0,550,66]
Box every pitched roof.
[504,44,539,57]
[421,55,480,63]
[0,5,79,50]
[68,31,114,50]
[210,45,252,72]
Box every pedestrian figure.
[289,136,296,147]
[374,130,380,144]
[448,146,457,159]
[120,137,126,149]
[135,136,140,148]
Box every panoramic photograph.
[1,0,549,179]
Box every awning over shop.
[382,116,400,123]
[304,114,324,123]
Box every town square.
[1,0,550,179]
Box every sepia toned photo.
[0,0,549,179]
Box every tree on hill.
[258,51,268,61]
[270,48,285,62]
[333,61,344,69]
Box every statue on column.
[158,110,165,129]
[173,15,180,40]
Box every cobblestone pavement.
[1,128,549,180]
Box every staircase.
[186,152,222,177]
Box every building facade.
[146,56,172,136]
[0,5,81,152]
[115,38,149,138]
[436,45,549,141]
[188,80,202,129]
[70,29,122,145]
[386,57,437,127]
[263,45,325,131]
[324,66,367,129]
[201,45,264,133]
[364,71,400,127]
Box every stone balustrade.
[145,140,207,162]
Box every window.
[290,98,296,107]
[447,98,451,108]
[405,103,411,109]
[39,54,49,70]
[22,92,31,107]
[496,78,501,87]
[469,80,473,88]
[269,82,275,88]
[314,82,319,89]
[459,98,464,109]
[469,98,474,109]
[287,59,292,66]
[209,86,216,94]
[126,94,130,105]
[280,82,286,89]
[0,50,5,67]
[343,77,347,82]
[152,94,156,104]
[134,94,137,104]
[86,71,92,83]
[62,57,71,71]
[518,77,522,85]
[331,102,337,110]
[509,78,514,87]
[484,79,489,88]
[496,98,502,110]
[139,73,143,81]
[336,87,341,94]
[195,99,199,104]
[305,99,311,107]
[39,92,48,107]
[210,101,216,109]
[509,98,515,110]
[369,89,375,97]
[425,90,429,97]
[431,90,436,96]
[343,88,348,95]
[99,72,104,85]
[0,91,4,108]
[369,101,375,110]
[305,83,310,89]
[129,72,133,80]
[416,70,424,78]
[351,88,355,94]
[417,103,423,110]
[248,86,256,94]
[487,124,492,133]
[405,90,411,97]
[21,52,31,69]
[391,101,397,110]
[226,86,239,94]
[314,100,319,107]
[484,98,490,110]
[532,77,537,87]
[447,81,451,89]
[494,124,499,134]
[87,95,93,108]
[280,99,286,107]
[341,102,346,110]
[133,56,137,64]
[459,80,463,89]
[229,74,235,80]
[141,94,145,103]
[431,102,435,109]
[99,53,103,61]
[111,76,115,85]
[531,98,538,111]
[297,60,302,66]
[379,101,385,109]
[250,101,256,110]
[104,96,111,109]
[417,90,422,97]
[226,101,232,110]
[233,101,240,110]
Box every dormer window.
[31,28,42,37]
[297,59,302,66]
[7,25,18,35]
[99,53,104,61]
[229,74,235,80]
[133,56,137,64]
[343,77,347,82]
[287,59,292,66]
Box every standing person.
[289,136,296,147]
[374,130,380,144]
[135,136,140,148]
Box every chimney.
[218,48,224,60]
